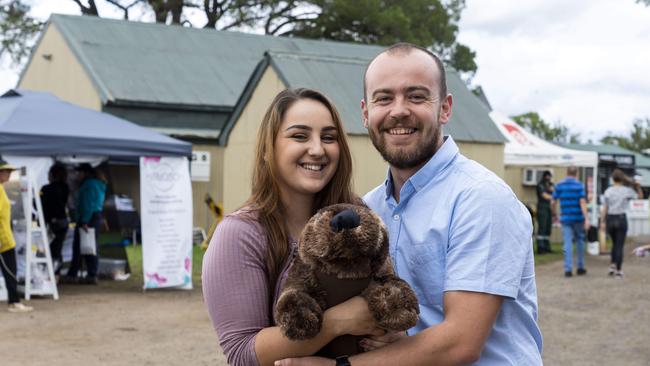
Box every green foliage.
[289,0,477,74]
[600,117,650,152]
[0,0,43,66]
[4,0,476,75]
[511,111,581,144]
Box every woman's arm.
[202,216,381,366]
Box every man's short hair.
[567,166,578,177]
[363,42,447,102]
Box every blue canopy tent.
[0,89,194,295]
[0,89,191,158]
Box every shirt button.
[393,214,400,221]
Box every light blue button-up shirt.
[364,137,543,365]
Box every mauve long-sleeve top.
[202,211,296,366]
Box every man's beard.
[369,117,441,170]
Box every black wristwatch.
[335,355,351,366]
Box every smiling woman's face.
[273,98,340,201]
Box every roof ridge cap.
[266,50,371,64]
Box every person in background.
[552,166,590,277]
[536,170,554,254]
[40,163,70,277]
[63,163,106,285]
[600,169,642,279]
[0,157,33,312]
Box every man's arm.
[551,199,558,221]
[275,291,503,366]
[580,197,590,230]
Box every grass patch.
[534,242,564,266]
[123,245,205,287]
[97,232,205,289]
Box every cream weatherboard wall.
[505,165,569,208]
[18,23,102,111]
[456,142,505,179]
[347,135,389,195]
[192,144,225,230]
[222,66,286,213]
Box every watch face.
[335,356,351,366]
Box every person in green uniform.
[536,171,554,254]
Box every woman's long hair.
[243,88,355,299]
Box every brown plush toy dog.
[274,203,419,358]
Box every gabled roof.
[34,14,383,110]
[27,15,504,145]
[221,51,506,143]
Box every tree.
[3,0,477,76]
[511,112,581,144]
[288,0,477,75]
[0,0,43,66]
[68,0,317,28]
[637,0,650,6]
[600,117,650,152]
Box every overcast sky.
[2,0,649,143]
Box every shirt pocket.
[404,241,445,306]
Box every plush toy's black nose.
[330,209,360,232]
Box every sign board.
[627,199,649,219]
[190,151,210,182]
[140,156,193,289]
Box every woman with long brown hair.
[600,168,643,278]
[202,88,384,366]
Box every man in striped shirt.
[552,166,590,277]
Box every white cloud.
[459,0,650,141]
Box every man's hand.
[360,331,407,352]
[81,223,89,233]
[274,356,333,366]
[583,219,590,232]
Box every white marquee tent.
[489,111,599,223]
[489,111,598,168]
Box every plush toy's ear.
[351,196,368,207]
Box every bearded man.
[276,43,542,366]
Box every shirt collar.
[383,135,459,199]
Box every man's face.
[361,50,452,170]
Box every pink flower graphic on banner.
[185,256,191,272]
[146,272,167,284]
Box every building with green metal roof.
[18,14,506,222]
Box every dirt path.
[1,253,649,365]
[536,252,650,366]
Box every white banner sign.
[140,157,193,289]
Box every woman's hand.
[322,296,384,337]
[359,331,407,352]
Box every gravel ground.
[536,251,650,366]
[1,251,648,365]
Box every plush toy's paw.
[275,289,324,340]
[363,280,420,331]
